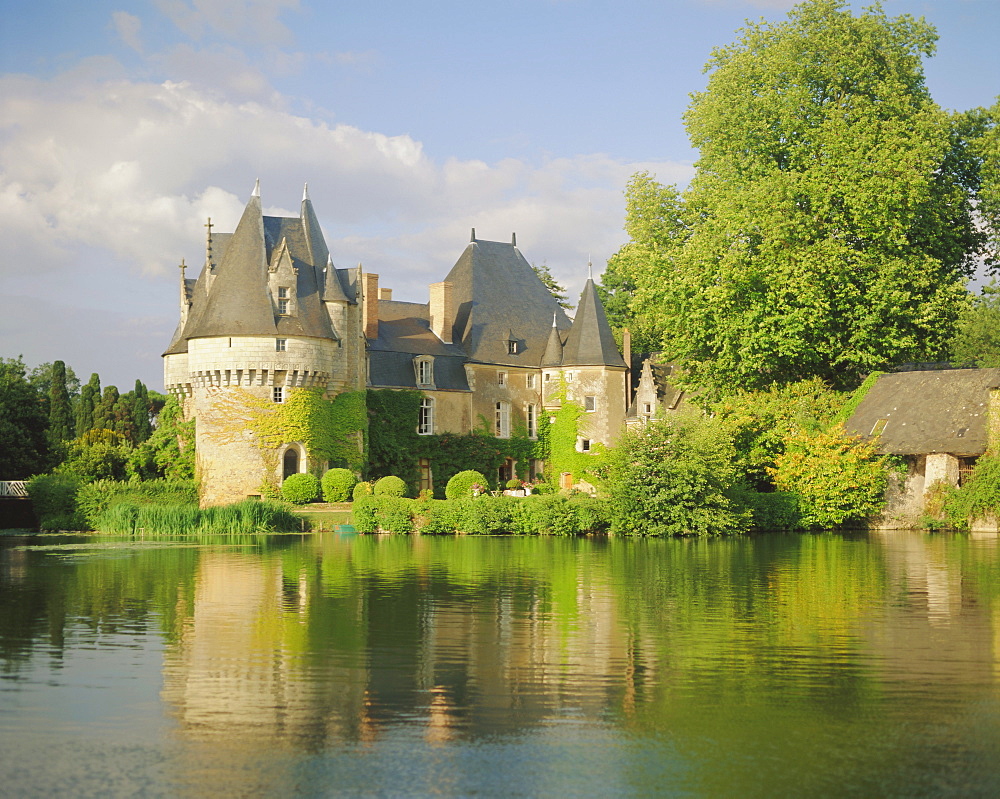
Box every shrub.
[506,478,522,490]
[26,473,86,531]
[322,468,357,502]
[606,411,749,536]
[452,495,517,535]
[446,470,488,500]
[352,495,414,533]
[373,475,408,497]
[732,486,802,531]
[281,473,320,504]
[416,499,460,534]
[769,425,887,528]
[352,481,373,500]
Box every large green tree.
[0,358,50,479]
[47,360,75,444]
[619,0,984,396]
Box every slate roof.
[368,299,469,390]
[444,239,572,366]
[845,368,1000,456]
[561,278,627,368]
[164,190,339,356]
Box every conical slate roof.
[541,315,565,367]
[560,278,627,367]
[186,192,276,338]
[165,186,342,354]
[444,238,571,366]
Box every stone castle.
[164,182,645,505]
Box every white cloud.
[0,67,691,383]
[153,0,301,45]
[112,11,144,53]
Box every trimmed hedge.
[373,475,408,497]
[282,473,320,504]
[445,470,488,500]
[322,468,357,502]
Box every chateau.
[164,183,631,505]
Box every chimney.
[429,281,454,344]
[379,287,393,301]
[363,272,380,339]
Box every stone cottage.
[164,183,627,505]
[845,368,1000,528]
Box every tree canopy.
[606,0,987,396]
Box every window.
[419,457,433,494]
[526,373,536,389]
[277,287,289,315]
[507,340,518,355]
[495,401,511,438]
[278,287,288,298]
[498,371,507,386]
[579,438,591,452]
[527,403,537,439]
[276,338,287,352]
[565,371,574,382]
[585,396,596,412]
[643,403,652,415]
[418,397,434,435]
[273,386,284,403]
[416,357,434,386]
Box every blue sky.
[1,0,997,390]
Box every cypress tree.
[93,385,119,431]
[48,360,75,443]
[76,373,100,437]
[131,380,153,443]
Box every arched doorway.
[283,447,300,480]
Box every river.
[2,531,1000,797]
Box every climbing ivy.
[544,381,603,484]
[204,387,367,484]
[366,388,546,497]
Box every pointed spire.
[302,182,309,202]
[588,259,593,280]
[552,311,558,328]
[542,319,564,367]
[251,178,260,198]
[511,232,517,247]
[322,252,349,303]
[560,279,627,368]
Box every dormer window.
[415,356,434,387]
[277,287,290,315]
[507,340,518,355]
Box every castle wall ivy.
[544,382,603,484]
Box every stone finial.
[302,182,309,202]
[252,178,260,198]
[588,258,593,280]
[512,232,517,247]
[471,228,476,242]
[552,311,558,328]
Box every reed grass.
[92,499,300,536]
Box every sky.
[1,0,998,391]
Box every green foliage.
[26,473,86,531]
[545,382,603,486]
[321,468,357,502]
[47,360,75,444]
[352,496,415,534]
[365,389,423,488]
[531,262,573,310]
[0,357,51,479]
[606,410,749,536]
[92,498,298,535]
[625,1,983,396]
[131,395,195,481]
[505,478,522,490]
[945,455,1000,527]
[282,473,320,504]
[730,486,802,531]
[769,425,888,528]
[75,478,199,528]
[446,470,488,500]
[373,475,408,497]
[711,377,844,489]
[831,372,884,427]
[352,480,373,500]
[75,373,101,438]
[950,280,1000,367]
[58,430,132,482]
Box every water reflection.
[3,531,1000,796]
